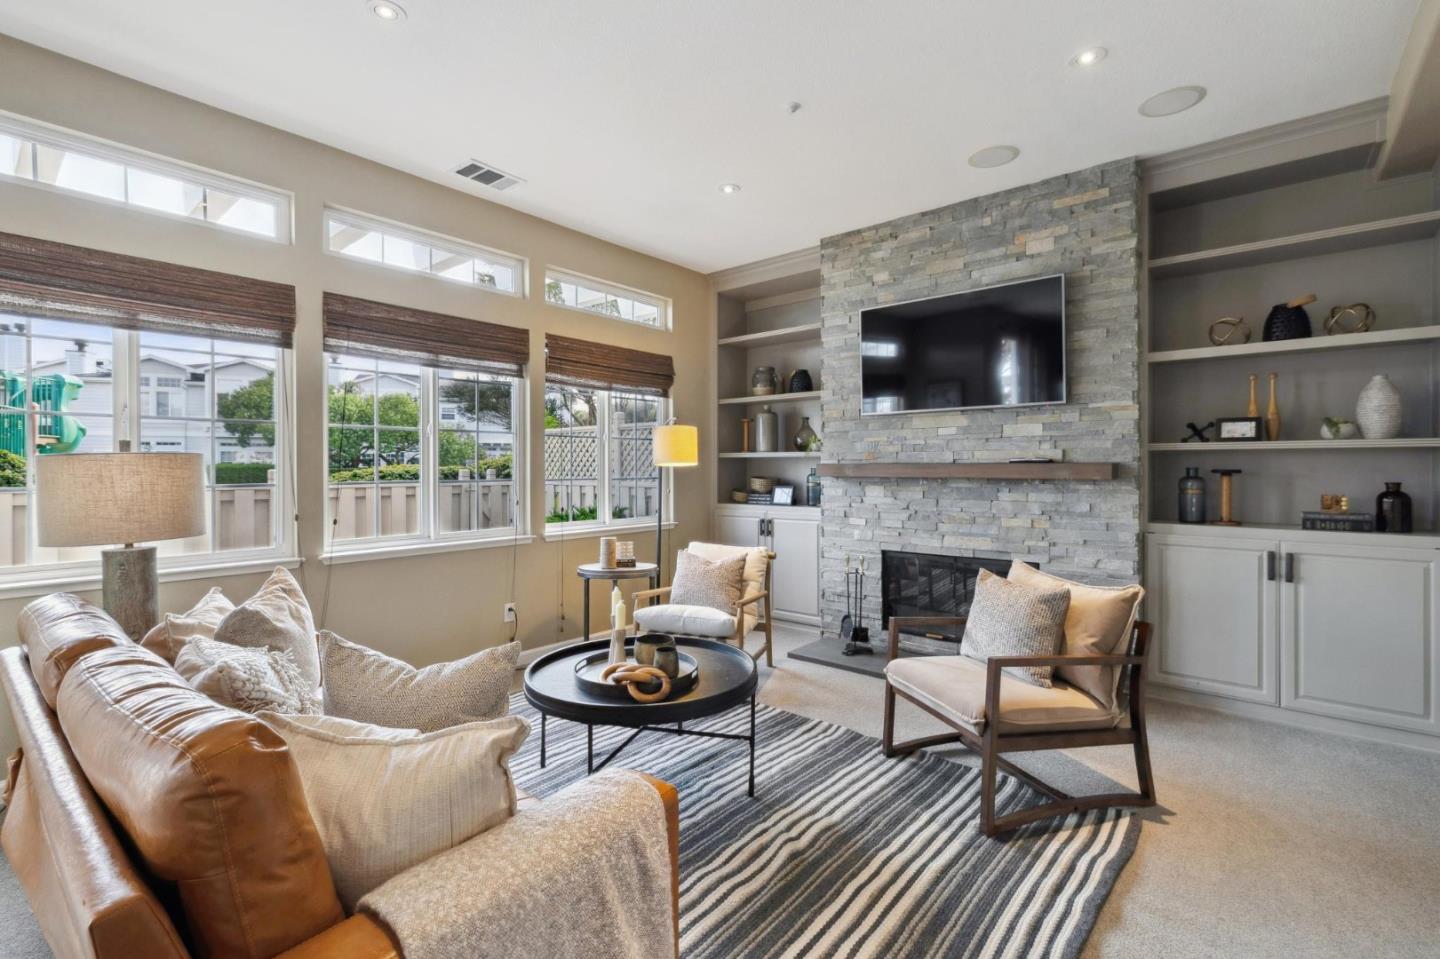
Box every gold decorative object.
[600,662,672,703]
[1266,372,1281,441]
[1208,316,1251,345]
[1247,374,1259,418]
[1320,494,1349,513]
[1324,303,1375,335]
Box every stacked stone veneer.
[819,159,1141,644]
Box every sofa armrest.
[275,915,401,959]
[638,774,680,956]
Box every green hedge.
[544,505,630,524]
[213,462,274,485]
[329,454,513,485]
[0,450,25,488]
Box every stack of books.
[1301,511,1374,532]
[746,492,774,505]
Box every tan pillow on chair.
[1009,562,1143,708]
[669,550,744,614]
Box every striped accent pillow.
[961,569,1070,687]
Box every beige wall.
[0,36,714,753]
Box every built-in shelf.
[818,462,1119,481]
[718,452,822,460]
[1148,210,1440,279]
[717,323,823,348]
[717,391,821,406]
[1147,521,1440,549]
[1146,325,1440,364]
[1148,438,1440,452]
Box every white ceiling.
[0,0,1421,274]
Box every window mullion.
[597,391,611,527]
[422,368,436,542]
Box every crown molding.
[709,246,821,293]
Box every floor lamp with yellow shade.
[36,450,207,640]
[652,423,698,586]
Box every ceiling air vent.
[453,160,524,191]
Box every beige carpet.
[756,623,1440,958]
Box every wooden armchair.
[632,546,776,666]
[882,615,1156,837]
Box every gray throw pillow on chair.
[961,569,1070,687]
[669,549,744,615]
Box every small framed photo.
[1216,417,1263,441]
[772,484,795,506]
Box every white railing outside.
[327,481,514,540]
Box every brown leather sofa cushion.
[56,643,344,959]
[18,593,132,709]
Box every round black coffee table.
[524,637,760,796]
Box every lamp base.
[102,545,158,641]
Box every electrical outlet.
[503,602,517,624]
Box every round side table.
[576,562,659,642]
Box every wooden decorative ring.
[604,664,672,703]
[1324,303,1374,335]
[1207,316,1250,346]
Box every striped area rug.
[508,693,1138,959]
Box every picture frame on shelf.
[772,485,795,506]
[1215,417,1263,441]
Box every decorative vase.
[1319,418,1358,440]
[787,369,813,393]
[1375,482,1413,534]
[754,405,778,452]
[1355,374,1402,439]
[793,416,820,452]
[1263,294,1315,341]
[806,467,822,507]
[1178,467,1206,523]
[1246,374,1259,418]
[1265,372,1281,441]
[751,366,780,396]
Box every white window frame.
[543,268,671,330]
[541,385,670,539]
[322,206,526,298]
[0,111,292,244]
[0,327,298,595]
[322,359,529,561]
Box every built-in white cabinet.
[1147,526,1440,738]
[712,504,820,626]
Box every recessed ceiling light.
[1070,47,1107,67]
[1139,85,1207,117]
[719,183,742,195]
[368,1,406,21]
[967,145,1020,169]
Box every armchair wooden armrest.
[630,586,672,618]
[887,615,968,658]
[735,590,769,608]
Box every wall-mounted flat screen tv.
[860,274,1066,414]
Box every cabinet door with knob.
[767,514,820,623]
[1278,541,1440,734]
[712,507,764,550]
[1146,533,1279,704]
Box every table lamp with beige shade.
[36,450,206,640]
[652,423,698,586]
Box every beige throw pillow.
[175,638,321,715]
[669,549,744,615]
[214,567,320,696]
[1009,562,1143,708]
[961,569,1069,687]
[260,711,528,912]
[140,587,234,664]
[318,631,518,732]
[686,541,769,633]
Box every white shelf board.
[717,323,823,348]
[718,452,822,459]
[718,391,821,406]
[1146,325,1440,364]
[1147,522,1440,549]
[1148,210,1440,279]
[1147,438,1440,452]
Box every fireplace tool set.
[839,556,872,656]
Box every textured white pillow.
[214,567,321,696]
[669,549,744,614]
[140,587,234,664]
[318,631,518,732]
[175,638,321,715]
[260,711,528,912]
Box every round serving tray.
[574,649,700,701]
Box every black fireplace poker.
[841,561,872,656]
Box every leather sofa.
[0,594,680,958]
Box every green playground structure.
[0,372,87,455]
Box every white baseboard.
[1148,684,1440,755]
[516,631,612,667]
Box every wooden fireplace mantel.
[817,462,1120,481]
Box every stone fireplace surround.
[817,158,1142,641]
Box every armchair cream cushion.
[686,541,768,633]
[634,603,737,638]
[1009,562,1143,709]
[885,655,1120,735]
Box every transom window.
[544,269,668,329]
[544,384,661,527]
[0,114,290,242]
[324,208,523,296]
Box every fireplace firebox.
[881,551,1028,649]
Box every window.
[323,208,523,296]
[544,384,661,527]
[326,355,523,549]
[544,269,668,329]
[0,314,291,574]
[0,114,290,241]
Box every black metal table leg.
[540,712,547,767]
[582,578,590,643]
[748,695,756,798]
[587,724,594,773]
